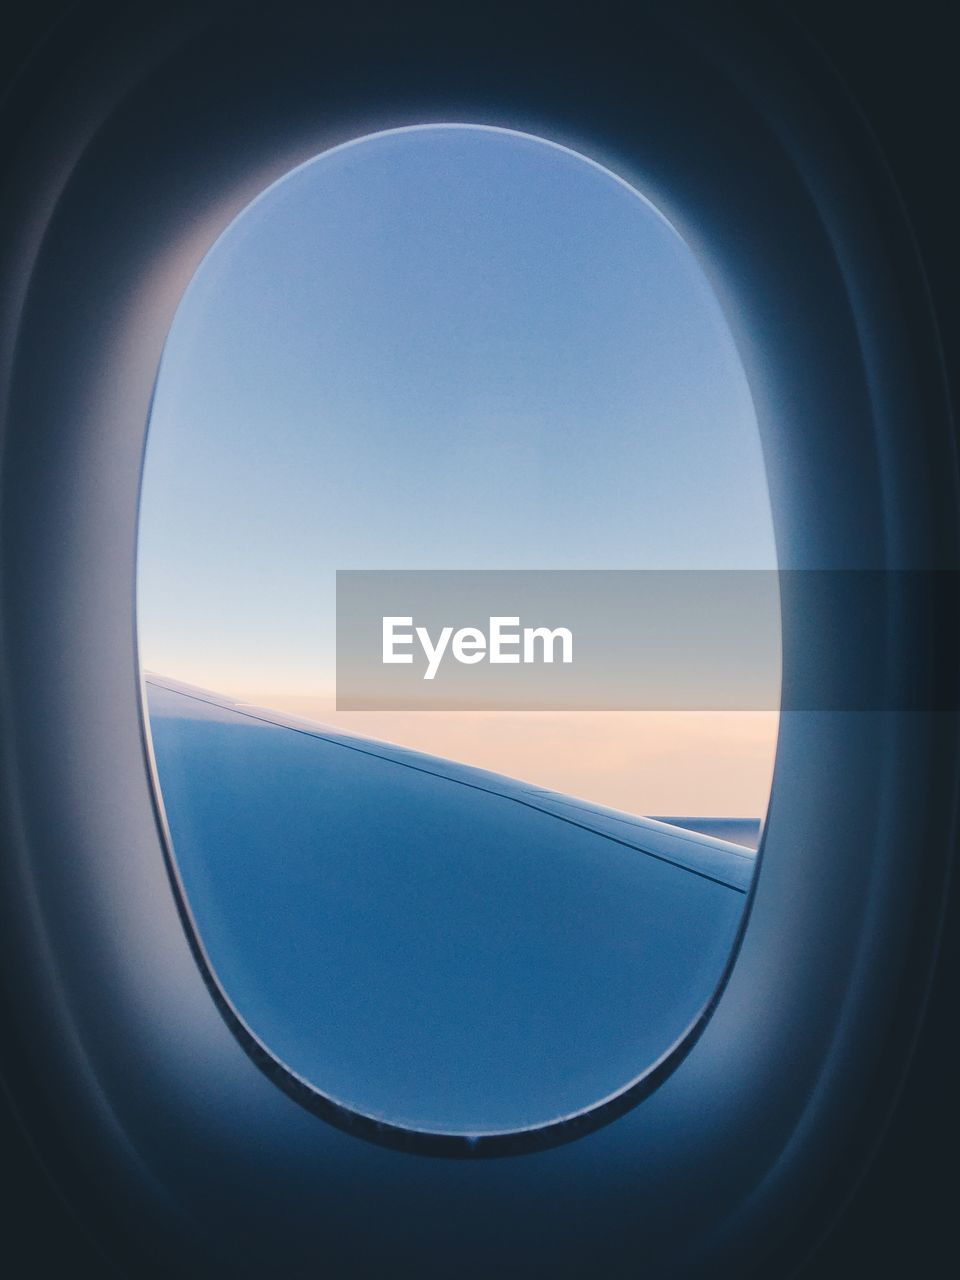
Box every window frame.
[0,4,956,1275]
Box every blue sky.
[137,124,776,698]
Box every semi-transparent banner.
[335,570,958,711]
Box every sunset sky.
[138,124,779,817]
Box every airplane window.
[137,124,779,1140]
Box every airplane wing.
[144,675,755,1136]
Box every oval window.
[137,125,779,1142]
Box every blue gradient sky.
[138,123,776,695]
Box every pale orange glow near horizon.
[174,677,778,818]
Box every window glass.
[138,125,778,1136]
